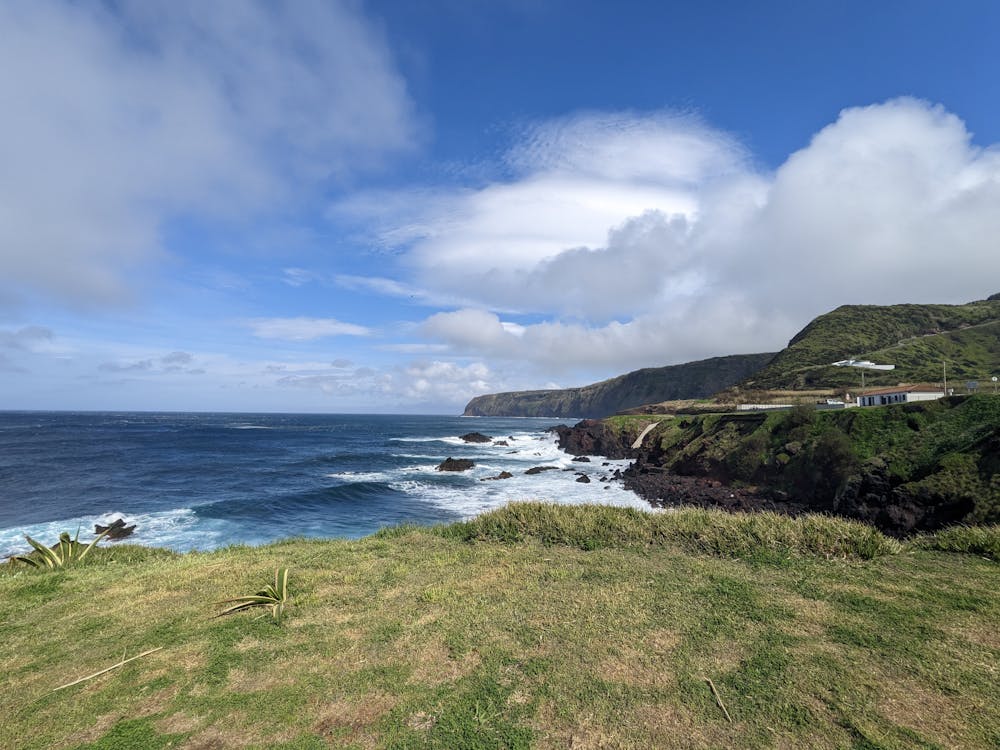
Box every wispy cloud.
[249,317,372,341]
[0,0,417,308]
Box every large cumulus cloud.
[352,99,1000,374]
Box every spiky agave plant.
[216,567,290,623]
[13,526,112,569]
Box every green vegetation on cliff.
[631,395,1000,532]
[741,298,1000,391]
[463,353,775,417]
[3,506,999,749]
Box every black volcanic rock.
[437,457,474,472]
[525,465,560,475]
[575,474,591,483]
[493,440,509,446]
[554,420,633,459]
[460,432,492,443]
[572,456,591,463]
[95,517,136,540]
[481,471,514,481]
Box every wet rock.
[437,457,475,472]
[525,465,560,475]
[95,517,136,540]
[575,474,591,483]
[554,419,633,459]
[460,432,492,443]
[481,471,514,481]
[493,440,509,447]
[572,456,591,463]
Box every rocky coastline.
[551,396,1000,537]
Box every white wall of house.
[857,390,943,407]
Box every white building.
[856,384,944,407]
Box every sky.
[1,0,999,414]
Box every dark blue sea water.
[0,412,646,557]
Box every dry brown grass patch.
[531,703,620,750]
[875,675,969,746]
[632,702,731,749]
[156,711,203,735]
[406,639,481,685]
[597,645,674,688]
[50,711,120,750]
[645,629,681,654]
[226,666,293,692]
[313,693,397,748]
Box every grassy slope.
[2,505,998,750]
[742,300,1000,391]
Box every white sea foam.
[325,470,392,483]
[0,507,228,559]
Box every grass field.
[2,504,998,749]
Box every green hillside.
[463,353,776,417]
[742,299,1000,391]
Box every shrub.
[216,567,290,623]
[726,431,769,481]
[12,527,111,569]
[910,525,1000,560]
[787,428,859,503]
[447,502,901,560]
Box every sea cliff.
[463,352,776,417]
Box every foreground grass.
[2,505,998,749]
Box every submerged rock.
[437,457,475,472]
[493,440,509,447]
[525,465,560,475]
[481,471,514,482]
[575,474,591,483]
[572,456,591,463]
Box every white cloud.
[249,317,372,341]
[362,99,1000,374]
[0,0,416,307]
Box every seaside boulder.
[493,440,509,447]
[437,457,475,472]
[95,518,136,541]
[460,432,492,443]
[572,456,591,463]
[525,465,560,475]
[575,474,591,483]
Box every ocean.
[0,412,648,558]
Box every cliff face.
[463,352,776,418]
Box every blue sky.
[2,0,999,413]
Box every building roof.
[859,384,944,397]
